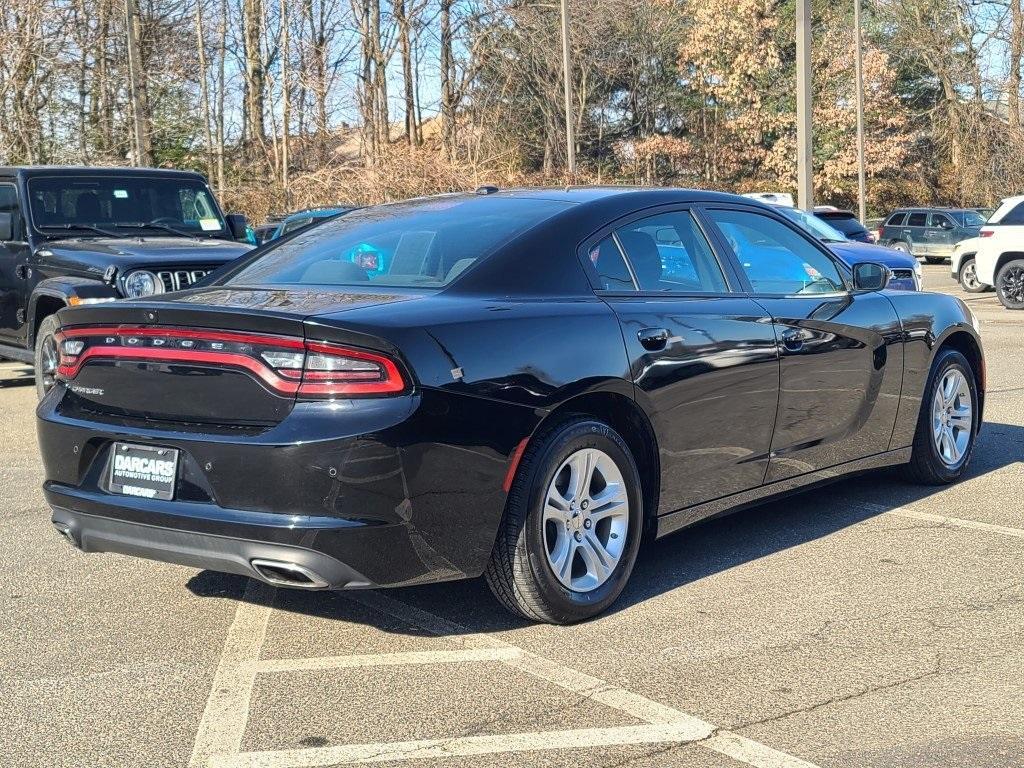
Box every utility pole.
[853,0,867,224]
[281,0,290,204]
[560,0,576,176]
[796,0,813,210]
[125,0,152,166]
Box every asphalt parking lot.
[1,261,1022,768]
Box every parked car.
[879,208,985,264]
[964,194,1024,309]
[775,206,922,290]
[40,188,984,623]
[0,166,252,394]
[950,237,987,293]
[866,216,885,243]
[269,206,356,240]
[813,208,875,243]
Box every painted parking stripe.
[254,647,520,673]
[189,580,276,768]
[865,503,1024,539]
[211,723,709,768]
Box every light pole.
[796,0,813,210]
[560,0,576,176]
[854,0,867,224]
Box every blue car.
[269,206,356,240]
[777,206,922,290]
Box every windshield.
[777,207,847,241]
[27,175,227,237]
[227,196,570,288]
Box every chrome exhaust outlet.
[250,558,329,589]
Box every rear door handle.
[638,327,670,351]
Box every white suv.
[969,195,1024,308]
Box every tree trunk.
[396,0,416,146]
[243,0,266,147]
[1010,0,1023,128]
[195,0,215,181]
[125,0,153,165]
[440,0,454,160]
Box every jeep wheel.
[995,259,1024,310]
[958,259,987,293]
[35,314,61,399]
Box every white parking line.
[210,723,707,768]
[254,647,521,673]
[189,580,276,768]
[866,503,1024,540]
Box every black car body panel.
[37,188,985,592]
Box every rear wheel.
[891,241,912,255]
[902,349,978,485]
[34,314,61,399]
[958,258,986,293]
[995,258,1024,309]
[485,417,643,624]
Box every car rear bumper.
[38,384,537,589]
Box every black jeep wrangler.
[0,166,252,395]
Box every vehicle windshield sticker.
[199,218,221,231]
[113,189,129,198]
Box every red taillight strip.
[55,326,407,398]
[58,326,307,349]
[55,346,301,394]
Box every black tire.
[485,417,644,624]
[34,314,61,399]
[957,258,987,293]
[995,258,1024,310]
[902,349,978,485]
[924,255,945,264]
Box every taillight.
[54,327,406,399]
[980,229,994,238]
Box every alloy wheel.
[931,369,972,467]
[39,333,58,394]
[960,262,980,291]
[999,265,1024,304]
[543,448,629,592]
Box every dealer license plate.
[109,443,179,500]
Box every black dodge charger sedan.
[39,188,984,623]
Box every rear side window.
[1002,202,1024,225]
[886,212,907,226]
[706,208,845,295]
[0,184,20,240]
[228,197,570,288]
[907,212,927,227]
[588,236,635,291]
[614,211,728,293]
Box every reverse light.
[54,327,406,398]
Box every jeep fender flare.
[28,277,119,343]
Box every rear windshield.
[27,175,227,237]
[227,196,570,288]
[824,217,868,236]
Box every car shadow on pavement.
[0,365,34,388]
[187,421,1023,635]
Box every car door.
[698,205,904,483]
[0,181,30,345]
[583,207,781,514]
[927,213,955,258]
[903,211,928,256]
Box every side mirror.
[853,262,890,291]
[0,212,13,242]
[225,213,249,241]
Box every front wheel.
[958,259,987,293]
[995,258,1024,309]
[902,349,978,485]
[34,314,61,399]
[485,417,644,624]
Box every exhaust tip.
[250,559,329,589]
[53,523,79,549]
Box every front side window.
[228,197,570,289]
[706,208,845,295]
[613,211,728,293]
[27,175,227,237]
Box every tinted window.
[886,212,907,226]
[0,184,18,240]
[778,207,847,241]
[822,217,868,237]
[588,236,635,290]
[614,211,727,293]
[907,212,927,227]
[229,197,570,288]
[26,175,226,236]
[707,209,845,295]
[1002,202,1024,225]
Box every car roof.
[0,165,207,180]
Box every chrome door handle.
[637,327,670,351]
